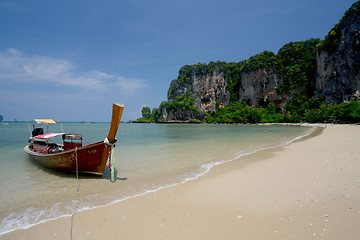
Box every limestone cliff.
[165,62,285,120]
[165,62,230,120]
[161,1,360,122]
[238,67,283,109]
[315,1,360,103]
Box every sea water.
[0,122,313,234]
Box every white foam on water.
[0,125,316,235]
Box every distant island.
[137,1,360,124]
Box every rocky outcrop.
[238,67,283,108]
[165,64,284,120]
[168,63,230,113]
[315,1,360,103]
[162,1,360,121]
[192,68,230,112]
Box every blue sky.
[0,0,356,122]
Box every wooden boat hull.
[25,103,124,176]
[24,141,110,175]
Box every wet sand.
[2,124,360,240]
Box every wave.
[0,126,317,235]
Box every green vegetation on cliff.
[140,38,360,123]
[140,37,360,122]
[168,38,319,103]
[230,39,319,100]
[225,51,277,102]
[138,1,360,124]
[168,61,228,100]
[206,102,282,124]
[137,93,202,123]
[275,38,320,97]
[136,106,154,123]
[162,93,199,114]
[206,98,360,123]
[317,0,360,52]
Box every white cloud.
[0,48,147,93]
[115,76,148,94]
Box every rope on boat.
[104,138,116,182]
[70,147,80,240]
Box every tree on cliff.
[138,1,360,124]
[317,0,360,52]
[141,107,151,119]
[135,107,155,122]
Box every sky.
[0,0,356,122]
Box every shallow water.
[0,122,313,234]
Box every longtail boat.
[24,103,124,176]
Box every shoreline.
[2,124,360,239]
[0,124,316,236]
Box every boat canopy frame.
[31,133,84,153]
[28,119,63,139]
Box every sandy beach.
[2,124,360,240]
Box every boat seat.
[34,143,47,153]
[64,142,82,150]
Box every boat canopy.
[34,119,56,124]
[33,133,65,139]
[64,134,83,140]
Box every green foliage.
[175,62,228,84]
[136,106,159,123]
[141,107,151,119]
[137,94,201,122]
[205,102,284,124]
[162,93,200,117]
[319,29,342,52]
[151,108,162,122]
[224,51,277,102]
[275,39,320,96]
[303,106,330,123]
[143,97,360,124]
[225,62,242,102]
[169,61,228,100]
[242,51,277,72]
[142,2,360,124]
[167,81,179,100]
[223,39,319,103]
[172,93,197,111]
[177,65,193,84]
[318,0,360,52]
[169,39,318,108]
[284,96,360,123]
[329,101,360,123]
[204,99,360,124]
[156,36,357,123]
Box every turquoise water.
[0,122,313,234]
